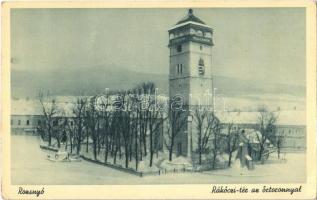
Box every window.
[176,45,182,53]
[199,58,204,66]
[11,120,13,125]
[205,32,212,38]
[26,120,29,125]
[18,120,21,125]
[196,30,203,36]
[198,58,205,75]
[70,121,74,126]
[53,120,58,126]
[177,64,183,75]
[38,120,41,126]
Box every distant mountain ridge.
[11,65,305,98]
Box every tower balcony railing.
[168,34,213,47]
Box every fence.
[39,145,59,152]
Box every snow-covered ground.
[11,135,306,184]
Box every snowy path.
[11,135,306,185]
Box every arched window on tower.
[199,58,204,66]
[180,64,183,74]
[205,32,212,38]
[198,58,205,75]
[196,30,203,36]
[176,64,183,75]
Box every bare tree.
[148,109,163,167]
[225,123,240,167]
[193,107,217,165]
[54,115,68,149]
[255,110,278,162]
[276,135,284,159]
[66,118,75,153]
[204,112,221,170]
[165,108,187,161]
[38,90,58,146]
[85,96,99,160]
[97,93,112,163]
[73,96,88,154]
[118,91,133,168]
[130,89,141,170]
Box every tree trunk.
[77,131,81,155]
[57,137,61,148]
[129,142,132,162]
[141,122,147,157]
[76,122,82,154]
[135,134,139,171]
[139,135,143,161]
[114,144,118,164]
[105,136,109,163]
[259,145,263,162]
[228,152,232,167]
[125,143,129,168]
[65,139,68,150]
[149,129,153,167]
[93,135,97,160]
[212,150,217,170]
[48,129,52,146]
[86,133,89,153]
[70,136,73,154]
[169,140,174,161]
[119,145,122,159]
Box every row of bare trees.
[38,82,185,170]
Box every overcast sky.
[11,8,306,85]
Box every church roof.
[176,9,206,25]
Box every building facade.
[11,98,44,135]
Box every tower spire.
[188,8,193,15]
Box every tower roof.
[176,8,206,25]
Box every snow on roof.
[11,97,306,126]
[11,99,43,115]
[169,9,212,31]
[176,9,206,25]
[11,97,77,117]
[276,110,306,126]
[217,111,258,125]
[216,111,306,126]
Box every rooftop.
[216,111,306,126]
[176,9,206,25]
[169,9,211,31]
